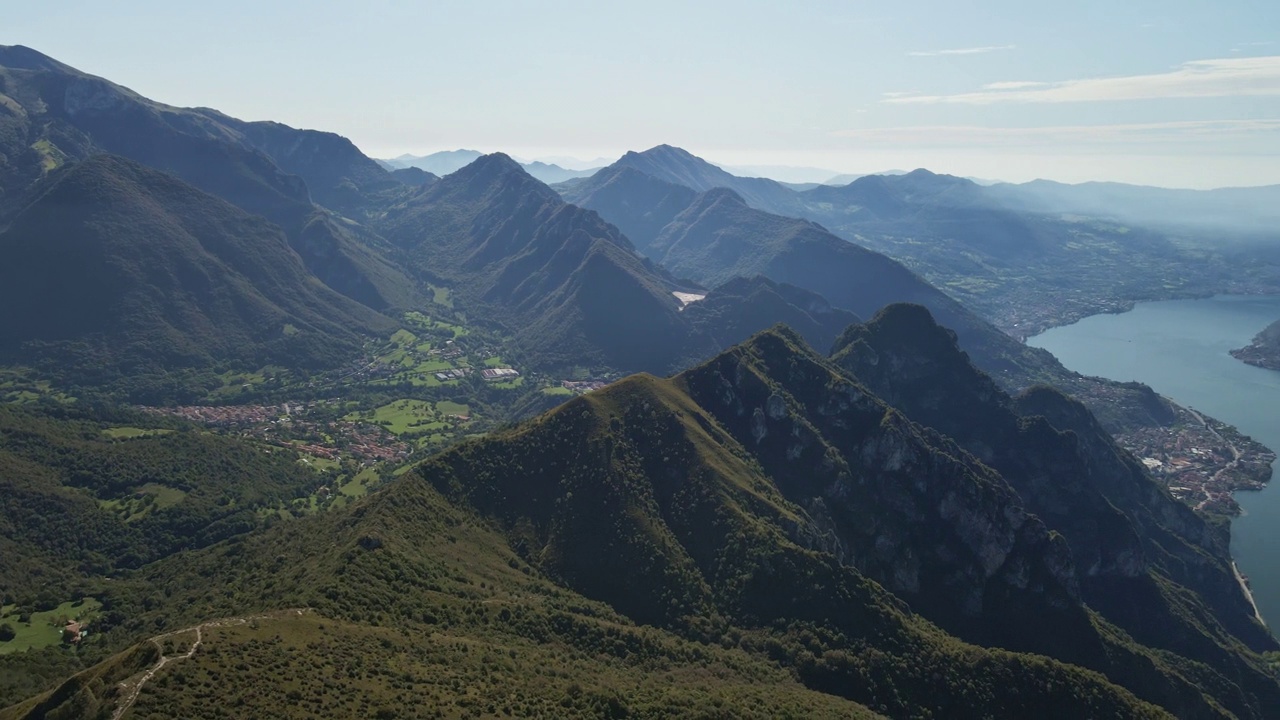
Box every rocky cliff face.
[831,304,1278,714]
[677,329,1083,630]
[831,304,1150,579]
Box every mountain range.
[566,145,1280,337]
[2,47,878,389]
[382,150,601,184]
[562,158,1177,434]
[8,314,1277,719]
[987,178,1280,238]
[375,153,855,374]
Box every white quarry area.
[672,291,707,309]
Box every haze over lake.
[1030,295,1280,629]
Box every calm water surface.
[1029,295,1280,630]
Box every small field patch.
[0,598,101,655]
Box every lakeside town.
[1117,407,1276,516]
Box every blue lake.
[1029,295,1280,630]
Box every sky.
[5,0,1280,188]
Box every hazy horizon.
[375,145,1280,190]
[8,0,1280,190]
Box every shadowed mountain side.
[187,110,409,215]
[831,304,1278,699]
[683,276,859,355]
[388,166,438,187]
[0,155,394,391]
[0,45,422,311]
[377,153,703,371]
[560,164,699,245]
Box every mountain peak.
[896,168,981,194]
[610,145,805,216]
[466,151,525,173]
[641,143,697,158]
[832,303,962,366]
[731,322,816,364]
[622,144,717,171]
[865,302,952,340]
[0,44,78,73]
[440,152,550,196]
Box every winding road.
[110,609,310,720]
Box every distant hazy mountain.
[519,161,599,184]
[797,168,1255,334]
[803,168,993,218]
[824,169,909,185]
[987,178,1280,237]
[598,146,1271,338]
[561,165,699,244]
[721,163,846,184]
[386,151,599,184]
[824,170,1002,186]
[613,145,806,216]
[383,149,485,175]
[532,154,615,171]
[0,155,394,396]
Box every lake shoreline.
[1028,294,1280,631]
[1235,561,1267,627]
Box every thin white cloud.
[830,120,1280,148]
[907,44,1015,57]
[981,81,1048,90]
[884,56,1280,104]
